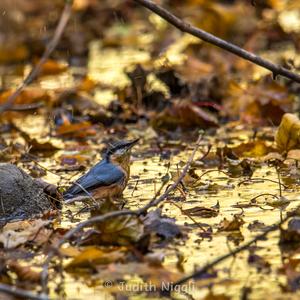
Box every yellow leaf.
[66,247,125,270]
[275,113,300,153]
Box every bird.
[63,139,139,201]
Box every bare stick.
[132,0,300,84]
[0,283,48,300]
[0,1,73,114]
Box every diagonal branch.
[0,283,48,300]
[133,0,300,84]
[0,1,73,114]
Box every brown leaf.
[171,168,200,187]
[90,200,144,246]
[14,125,60,153]
[152,100,218,129]
[55,121,97,138]
[224,81,293,125]
[218,215,244,231]
[182,206,219,218]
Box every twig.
[168,200,207,232]
[249,193,279,203]
[0,283,48,300]
[238,178,287,189]
[275,166,282,198]
[0,1,73,114]
[199,169,229,180]
[170,210,293,291]
[132,0,300,83]
[5,102,44,111]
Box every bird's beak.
[127,138,140,149]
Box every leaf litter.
[0,1,300,299]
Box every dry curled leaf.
[275,113,300,153]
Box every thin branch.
[0,1,73,114]
[0,283,48,300]
[238,177,288,189]
[132,0,300,84]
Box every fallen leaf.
[230,140,275,158]
[0,219,51,248]
[171,168,200,187]
[182,205,219,218]
[66,246,125,271]
[152,99,218,129]
[55,121,97,138]
[218,215,244,231]
[143,209,182,240]
[34,58,68,76]
[91,200,144,246]
[275,113,300,153]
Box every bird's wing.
[64,161,125,197]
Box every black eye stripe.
[106,139,139,156]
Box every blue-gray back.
[64,159,125,198]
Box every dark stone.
[0,163,52,221]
